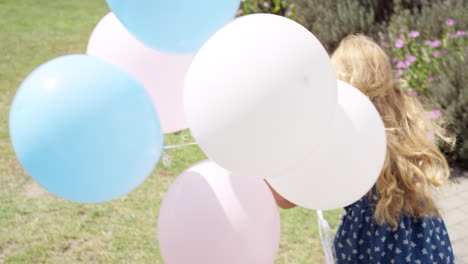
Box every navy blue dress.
[334,192,454,263]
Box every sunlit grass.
[0,1,343,263]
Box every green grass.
[0,1,343,263]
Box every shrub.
[238,0,468,164]
[237,0,297,18]
[389,14,467,164]
[427,51,468,164]
[240,0,389,52]
[390,21,467,96]
[388,0,468,43]
[294,0,378,52]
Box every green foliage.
[427,51,468,163]
[294,0,378,52]
[388,0,468,43]
[391,23,467,96]
[288,0,468,163]
[238,0,297,18]
[392,0,429,13]
[389,7,467,164]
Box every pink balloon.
[158,160,280,264]
[87,13,193,133]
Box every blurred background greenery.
[240,0,467,166]
[0,0,466,263]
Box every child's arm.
[264,180,297,209]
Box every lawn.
[0,1,343,263]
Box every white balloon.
[87,13,194,133]
[267,81,387,210]
[184,14,337,179]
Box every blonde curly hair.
[331,34,454,229]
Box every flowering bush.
[388,0,467,44]
[236,1,468,163]
[237,0,296,18]
[391,18,467,164]
[391,19,467,97]
[426,51,468,163]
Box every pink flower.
[408,30,420,38]
[433,51,441,57]
[405,54,417,63]
[426,109,442,120]
[396,60,410,68]
[449,30,466,39]
[431,40,442,48]
[236,9,244,15]
[289,3,295,8]
[395,70,404,77]
[262,2,270,7]
[424,40,442,48]
[286,11,293,16]
[428,76,437,82]
[428,131,436,141]
[445,19,455,26]
[395,38,406,48]
[408,90,418,96]
[442,49,449,55]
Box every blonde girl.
[270,34,455,263]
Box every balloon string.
[163,142,198,149]
[161,142,197,167]
[166,141,334,264]
[165,140,343,264]
[317,210,336,264]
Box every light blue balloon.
[106,0,241,53]
[9,54,163,203]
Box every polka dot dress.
[334,191,454,263]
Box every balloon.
[9,54,163,203]
[184,14,337,180]
[106,0,241,53]
[158,160,280,264]
[267,81,387,210]
[87,13,193,133]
